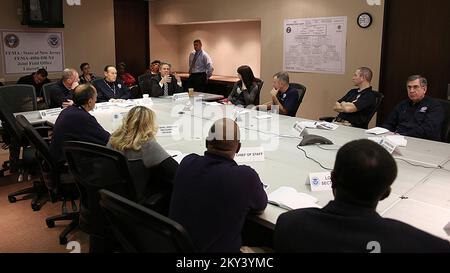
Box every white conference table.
[16,95,450,240]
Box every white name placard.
[380,137,398,154]
[172,93,189,101]
[157,124,180,137]
[39,108,62,118]
[235,147,265,163]
[307,172,332,192]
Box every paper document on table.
[268,186,320,210]
[203,101,222,106]
[385,135,407,147]
[316,122,339,131]
[297,121,318,128]
[254,114,272,120]
[365,127,389,135]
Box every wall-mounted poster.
[1,30,64,74]
[284,16,347,75]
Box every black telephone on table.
[299,134,333,146]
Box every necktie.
[189,51,200,74]
[164,82,169,96]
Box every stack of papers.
[268,186,321,210]
[254,114,272,120]
[386,135,407,147]
[296,121,338,131]
[365,127,390,135]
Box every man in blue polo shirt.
[382,75,444,141]
[256,71,299,117]
[169,118,268,253]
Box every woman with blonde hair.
[108,106,178,206]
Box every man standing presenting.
[188,39,214,92]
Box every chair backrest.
[15,115,59,195]
[63,141,137,235]
[127,159,152,202]
[362,91,384,129]
[437,98,450,143]
[42,82,57,109]
[138,73,153,94]
[0,84,37,112]
[253,78,264,105]
[0,96,24,140]
[92,78,104,86]
[99,189,196,253]
[289,83,307,116]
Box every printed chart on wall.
[284,16,347,75]
[1,30,64,74]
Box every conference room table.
[15,94,450,241]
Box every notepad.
[254,114,272,120]
[365,127,390,135]
[268,186,320,210]
[385,135,407,147]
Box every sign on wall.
[1,30,64,74]
[284,16,347,75]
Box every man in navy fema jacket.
[93,65,131,103]
[382,75,444,141]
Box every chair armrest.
[142,193,165,208]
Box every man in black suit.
[275,139,450,253]
[150,62,183,97]
[48,68,79,109]
[94,65,130,103]
[17,68,51,102]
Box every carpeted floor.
[0,149,89,253]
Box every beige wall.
[150,0,385,123]
[177,21,261,77]
[0,0,115,81]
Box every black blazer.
[275,200,450,253]
[150,74,183,97]
[94,79,130,103]
[48,80,73,109]
[227,81,259,106]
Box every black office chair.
[16,115,79,244]
[138,73,154,95]
[0,84,37,177]
[289,83,307,116]
[129,85,142,99]
[0,84,37,112]
[253,78,264,105]
[99,189,195,253]
[42,82,57,109]
[0,96,51,210]
[92,78,103,86]
[63,141,144,252]
[437,99,450,143]
[320,91,384,129]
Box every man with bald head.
[48,68,79,108]
[169,118,268,253]
[50,84,110,165]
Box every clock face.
[358,13,372,28]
